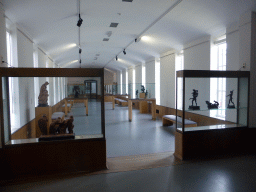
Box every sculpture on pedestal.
[227,90,235,108]
[136,90,138,98]
[189,89,200,110]
[38,81,49,107]
[205,100,219,109]
[38,114,48,135]
[141,85,145,93]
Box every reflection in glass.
[4,77,102,143]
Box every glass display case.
[176,70,250,133]
[0,68,105,145]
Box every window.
[133,69,135,98]
[142,65,145,87]
[120,72,122,94]
[176,52,184,109]
[126,71,128,94]
[7,31,20,131]
[155,59,160,105]
[211,42,226,119]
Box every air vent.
[122,0,133,2]
[110,23,119,27]
[103,38,109,41]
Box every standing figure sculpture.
[189,89,200,110]
[227,90,235,108]
[38,82,49,107]
[136,90,138,98]
[141,85,145,93]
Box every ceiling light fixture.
[123,49,126,55]
[77,14,83,27]
[116,56,118,61]
[79,48,82,54]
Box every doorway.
[84,80,97,99]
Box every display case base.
[39,133,75,141]
[227,104,235,108]
[188,106,200,110]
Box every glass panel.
[2,77,10,143]
[182,76,246,132]
[4,76,103,144]
[176,77,183,132]
[238,77,248,126]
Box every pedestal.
[139,93,146,99]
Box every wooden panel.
[139,101,148,113]
[11,119,36,140]
[0,68,104,77]
[174,131,183,160]
[104,95,113,102]
[0,139,107,180]
[139,93,145,98]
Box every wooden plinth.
[39,133,75,141]
[139,93,145,98]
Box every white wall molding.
[184,35,211,51]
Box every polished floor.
[1,154,256,191]
[1,101,256,191]
[71,100,175,157]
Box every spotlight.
[77,14,83,27]
[135,37,141,43]
[123,49,126,55]
[79,48,82,54]
[116,56,118,61]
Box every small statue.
[67,116,74,134]
[205,100,219,109]
[136,90,138,98]
[189,89,200,110]
[227,90,235,108]
[38,82,49,107]
[49,117,62,135]
[38,114,48,135]
[145,90,148,98]
[141,85,145,93]
[73,86,80,98]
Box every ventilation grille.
[110,23,119,27]
[103,38,109,41]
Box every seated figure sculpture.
[38,82,49,107]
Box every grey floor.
[1,154,256,192]
[2,101,256,191]
[71,100,175,157]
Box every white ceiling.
[3,0,256,71]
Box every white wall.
[184,36,211,116]
[128,67,134,97]
[135,64,142,84]
[226,24,240,71]
[16,30,35,127]
[160,51,176,108]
